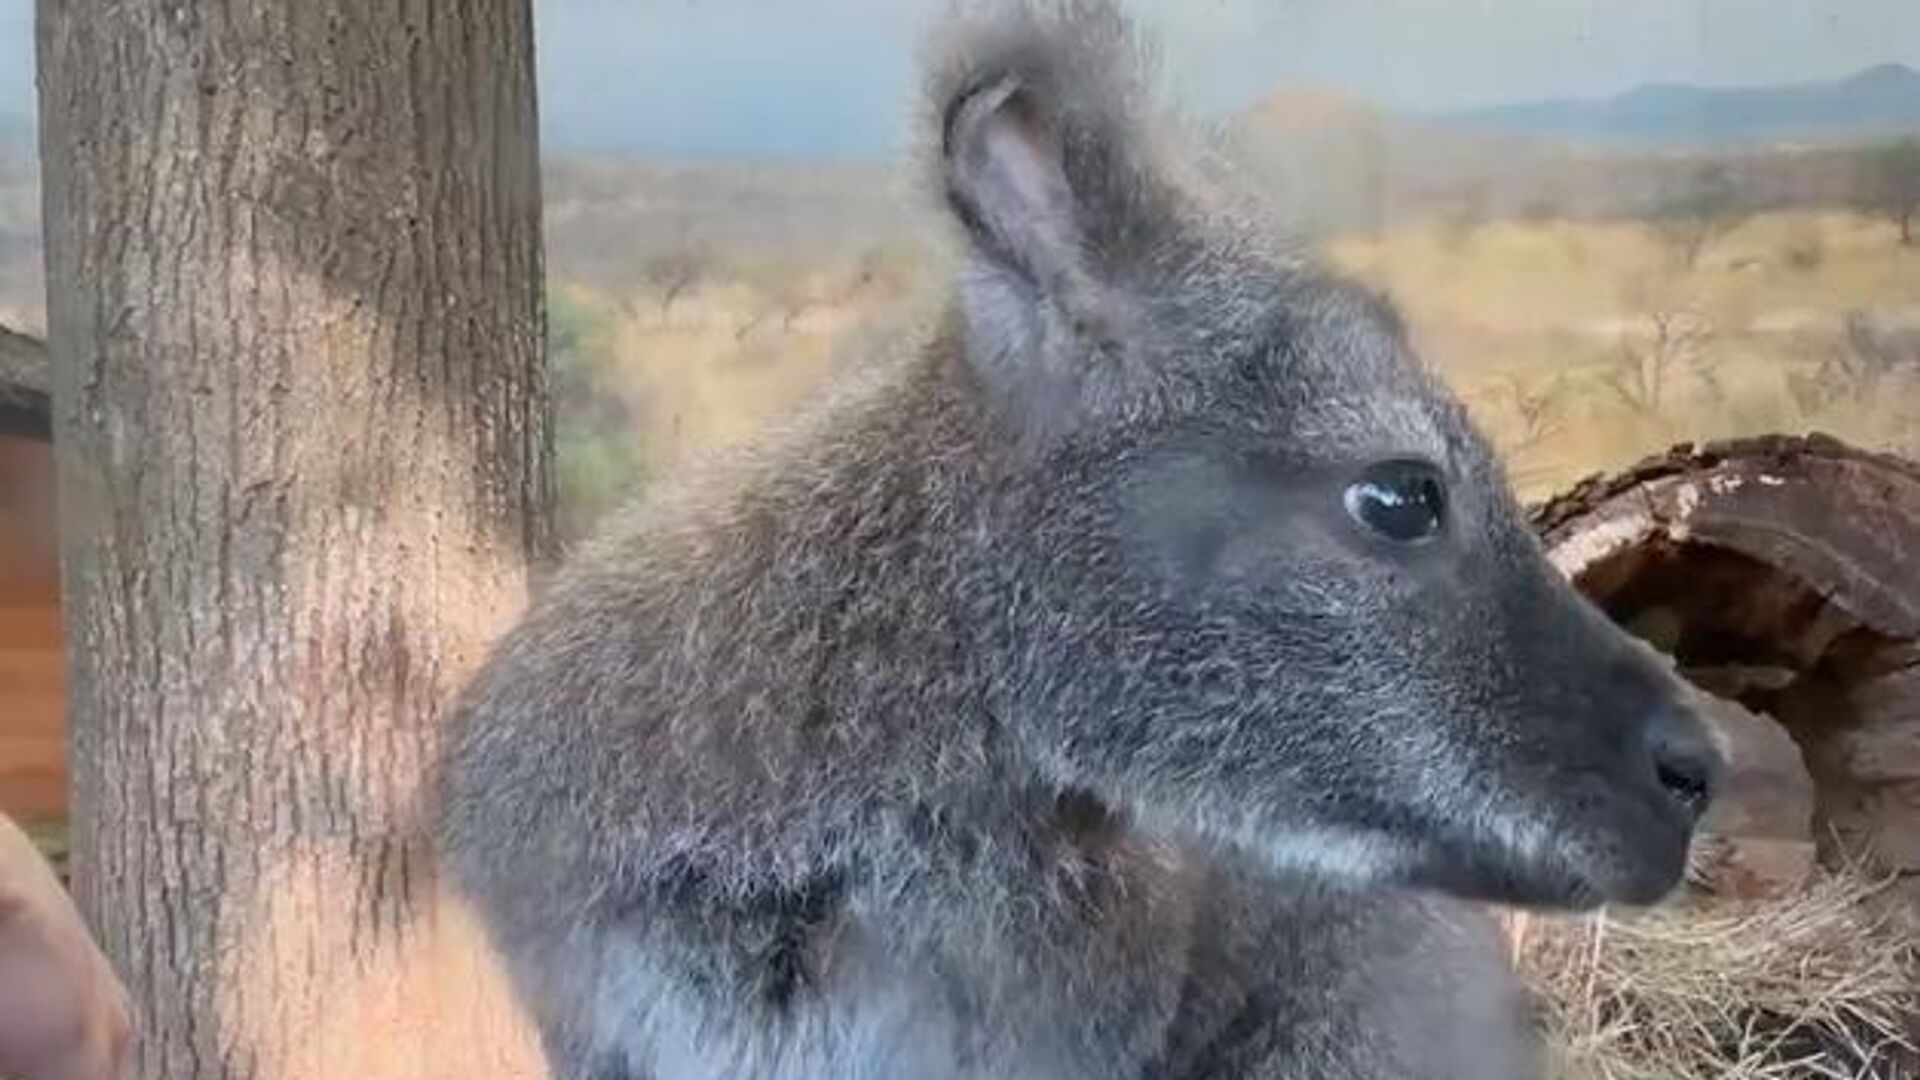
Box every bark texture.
[37,1,552,1077]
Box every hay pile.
[1511,875,1919,1079]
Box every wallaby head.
[931,0,1721,909]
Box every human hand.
[0,816,133,1080]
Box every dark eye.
[1343,460,1447,544]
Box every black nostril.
[1656,758,1713,816]
[1646,714,1721,820]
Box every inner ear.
[943,76,1083,292]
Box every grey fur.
[437,3,1721,1077]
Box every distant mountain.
[1225,86,1571,230]
[1226,81,1892,233]
[1432,63,1920,146]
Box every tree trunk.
[37,2,552,1078]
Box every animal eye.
[1343,460,1447,544]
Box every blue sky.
[5,0,1919,159]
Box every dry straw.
[1510,873,1918,1079]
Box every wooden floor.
[0,434,63,823]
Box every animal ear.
[929,3,1170,442]
[934,3,1162,304]
[942,74,1087,304]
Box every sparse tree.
[1650,163,1747,269]
[1604,304,1715,416]
[1494,371,1567,454]
[1859,138,1920,246]
[642,249,705,315]
[1787,311,1920,416]
[38,2,551,1078]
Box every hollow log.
[1531,434,1920,890]
[1533,434,1920,642]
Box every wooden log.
[1531,435,1920,885]
[1823,668,1920,784]
[1533,434,1920,641]
[1695,693,1815,845]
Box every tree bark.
[37,2,552,1078]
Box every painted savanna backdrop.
[1,2,1918,814]
[525,0,1920,535]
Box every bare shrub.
[1781,226,1827,273]
[1603,302,1716,417]
[1650,163,1749,270]
[1494,371,1569,454]
[641,249,705,316]
[1787,312,1920,418]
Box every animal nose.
[1644,705,1722,821]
